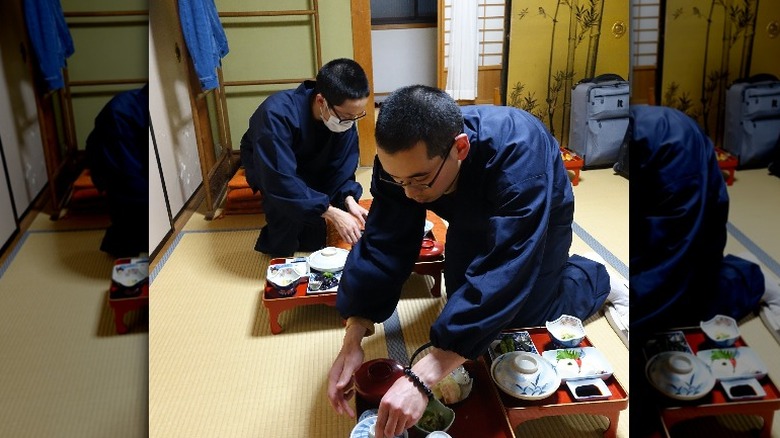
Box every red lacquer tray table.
[650,328,780,437]
[716,147,738,186]
[107,257,149,334]
[484,327,629,438]
[561,147,584,186]
[261,258,337,335]
[355,360,517,438]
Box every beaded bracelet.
[403,367,433,400]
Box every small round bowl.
[545,314,586,348]
[308,246,349,273]
[354,359,405,405]
[423,219,434,237]
[700,314,739,347]
[490,351,561,401]
[432,365,473,404]
[351,414,408,438]
[414,398,455,435]
[646,351,716,401]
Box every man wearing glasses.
[240,58,370,257]
[328,85,625,437]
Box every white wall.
[148,0,202,253]
[0,0,48,216]
[148,127,170,254]
[0,149,17,249]
[371,28,437,98]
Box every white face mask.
[320,102,354,133]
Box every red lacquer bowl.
[354,358,405,405]
[419,238,444,260]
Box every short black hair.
[375,85,463,158]
[315,58,370,106]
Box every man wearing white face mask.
[240,58,371,256]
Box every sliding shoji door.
[438,0,508,104]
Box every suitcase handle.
[577,73,625,85]
[731,73,779,85]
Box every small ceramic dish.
[542,347,614,381]
[350,415,408,438]
[423,219,434,237]
[432,365,473,404]
[700,314,740,347]
[565,377,612,401]
[488,331,539,361]
[720,377,766,400]
[546,314,586,348]
[645,351,716,401]
[696,347,768,381]
[266,263,306,294]
[308,247,349,273]
[491,351,561,400]
[426,432,453,438]
[413,398,455,435]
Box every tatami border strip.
[572,221,629,279]
[1,228,108,279]
[0,232,30,279]
[150,227,262,283]
[727,222,780,278]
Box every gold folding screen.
[660,0,780,147]
[504,0,629,148]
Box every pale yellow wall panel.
[216,0,354,149]
[220,19,317,82]
[751,1,780,77]
[318,0,355,63]
[61,0,148,150]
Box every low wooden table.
[486,327,629,438]
[355,360,517,438]
[262,209,447,334]
[107,258,149,334]
[716,148,738,186]
[648,328,780,437]
[261,258,338,335]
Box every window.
[632,0,660,67]
[371,0,437,26]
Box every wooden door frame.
[351,0,377,167]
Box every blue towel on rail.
[23,0,75,90]
[178,0,229,91]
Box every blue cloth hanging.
[178,0,229,91]
[23,0,75,91]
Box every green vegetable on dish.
[418,409,446,432]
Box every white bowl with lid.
[307,246,349,272]
[491,351,560,400]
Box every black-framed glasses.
[379,144,454,190]
[327,102,367,125]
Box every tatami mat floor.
[0,210,147,438]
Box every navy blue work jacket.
[239,81,363,225]
[630,105,730,334]
[338,106,576,360]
